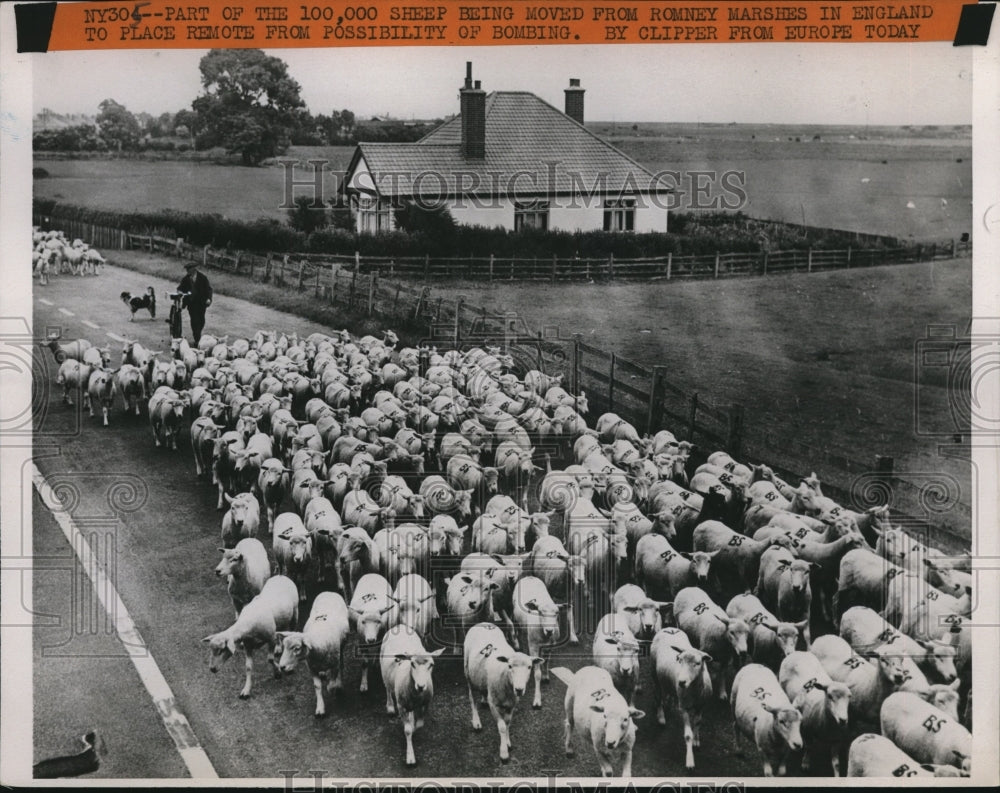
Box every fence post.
[666,252,672,280]
[203,244,210,266]
[573,334,582,395]
[688,392,699,441]
[424,254,430,280]
[646,365,665,435]
[489,253,494,282]
[874,455,895,506]
[608,252,614,281]
[608,352,617,412]
[175,237,184,256]
[281,254,289,284]
[726,403,745,458]
[846,245,852,268]
[762,251,768,275]
[234,252,242,273]
[807,247,813,273]
[551,254,558,282]
[714,252,720,278]
[394,285,401,313]
[121,229,127,249]
[951,238,957,258]
[354,251,361,275]
[368,271,378,315]
[315,265,321,295]
[454,297,463,345]
[350,263,358,306]
[297,261,306,289]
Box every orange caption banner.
[45,0,970,50]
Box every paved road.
[30,264,779,780]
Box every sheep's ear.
[669,645,685,655]
[628,708,645,720]
[201,635,214,643]
[589,704,605,714]
[949,678,961,691]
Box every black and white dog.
[120,287,156,321]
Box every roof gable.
[348,91,667,199]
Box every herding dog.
[120,287,156,321]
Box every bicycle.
[166,291,189,340]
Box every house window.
[603,197,636,232]
[356,195,393,233]
[514,199,549,231]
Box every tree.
[191,49,305,166]
[96,98,141,151]
[287,195,328,234]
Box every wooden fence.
[34,212,972,550]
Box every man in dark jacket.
[177,261,213,345]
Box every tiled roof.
[349,91,667,199]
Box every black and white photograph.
[1,1,998,785]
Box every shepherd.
[176,260,213,345]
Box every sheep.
[55,359,92,406]
[879,691,971,775]
[114,364,145,416]
[672,586,750,701]
[610,583,667,643]
[348,572,395,693]
[272,512,314,602]
[649,627,713,770]
[218,487,262,547]
[778,651,852,775]
[731,663,804,777]
[882,571,963,629]
[256,459,290,533]
[445,572,499,648]
[791,529,867,621]
[148,388,188,451]
[463,622,541,763]
[562,665,643,777]
[85,367,116,426]
[611,501,676,567]
[214,538,270,617]
[833,548,906,622]
[44,334,92,364]
[419,475,474,524]
[755,547,814,644]
[520,535,586,646]
[839,605,948,686]
[275,591,351,718]
[634,533,717,600]
[811,634,914,725]
[693,520,790,601]
[379,624,445,767]
[337,527,380,603]
[391,572,437,641]
[378,475,425,523]
[591,613,641,705]
[725,593,805,672]
[511,575,567,709]
[202,575,298,699]
[847,732,965,777]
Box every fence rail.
[34,211,971,551]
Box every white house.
[344,64,671,234]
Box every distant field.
[35,127,971,240]
[400,258,973,537]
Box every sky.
[31,42,971,125]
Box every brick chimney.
[564,78,585,124]
[460,62,486,160]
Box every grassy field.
[35,127,971,241]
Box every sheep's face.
[787,560,812,597]
[923,684,960,720]
[215,550,241,578]
[927,642,958,683]
[637,601,662,638]
[405,653,438,694]
[689,552,714,585]
[672,648,709,691]
[505,653,536,696]
[774,708,803,750]
[276,634,306,673]
[592,705,638,750]
[725,619,750,659]
[875,647,908,686]
[228,498,255,529]
[775,624,799,656]
[359,611,386,643]
[288,534,312,564]
[822,683,852,727]
[203,634,236,671]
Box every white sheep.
[562,665,644,777]
[755,547,814,643]
[214,538,270,617]
[672,586,750,701]
[839,606,949,686]
[778,650,851,775]
[275,591,351,718]
[202,575,298,699]
[463,622,541,763]
[591,613,641,705]
[272,511,313,602]
[650,627,713,770]
[634,533,718,600]
[880,691,971,774]
[379,624,445,767]
[725,593,805,672]
[348,572,395,693]
[610,583,667,643]
[391,572,437,641]
[221,492,261,549]
[731,663,804,777]
[847,732,965,777]
[511,575,566,709]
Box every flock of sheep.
[32,227,106,284]
[44,316,974,779]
